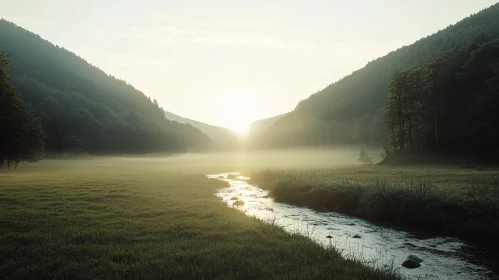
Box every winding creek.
[208,173,493,280]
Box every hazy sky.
[2,0,497,132]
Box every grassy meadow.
[249,165,499,244]
[0,154,400,280]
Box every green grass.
[0,158,400,280]
[249,165,499,244]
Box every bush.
[359,148,373,164]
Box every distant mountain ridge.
[164,111,239,148]
[249,114,285,135]
[0,19,210,153]
[255,3,499,148]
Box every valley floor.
[0,157,399,280]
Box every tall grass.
[250,167,499,243]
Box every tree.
[0,53,45,170]
[385,69,417,151]
[359,148,373,164]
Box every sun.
[221,91,256,135]
[230,123,250,135]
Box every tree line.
[384,36,499,161]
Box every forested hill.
[254,3,499,148]
[0,20,210,153]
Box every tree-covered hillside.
[255,3,499,148]
[384,37,499,161]
[0,20,210,154]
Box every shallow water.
[209,173,493,280]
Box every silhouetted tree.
[0,53,45,170]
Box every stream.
[208,173,493,280]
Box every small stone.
[353,234,361,239]
[407,255,423,263]
[402,258,421,269]
[233,200,245,206]
[326,235,333,239]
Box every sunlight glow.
[222,91,257,135]
[231,123,249,134]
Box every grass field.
[0,156,400,280]
[249,165,499,244]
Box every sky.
[1,0,498,132]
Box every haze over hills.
[248,114,285,136]
[255,3,499,149]
[163,111,286,149]
[2,2,499,156]
[0,19,211,154]
[0,16,288,154]
[164,111,239,148]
